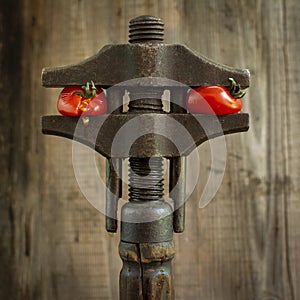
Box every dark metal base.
[119,241,175,300]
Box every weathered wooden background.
[0,0,299,299]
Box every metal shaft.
[119,38,175,295]
[105,86,124,232]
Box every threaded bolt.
[129,15,164,44]
[129,157,164,202]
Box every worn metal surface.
[106,158,122,232]
[119,241,175,300]
[169,157,186,233]
[121,97,173,244]
[105,86,124,232]
[121,201,173,243]
[118,73,176,298]
[42,43,249,88]
[119,242,143,299]
[41,15,249,89]
[41,113,249,158]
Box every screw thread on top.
[129,15,164,44]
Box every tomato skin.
[82,93,107,116]
[187,86,243,115]
[57,85,107,116]
[57,86,84,116]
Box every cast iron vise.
[41,15,249,299]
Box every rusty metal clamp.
[42,15,249,300]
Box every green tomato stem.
[228,77,246,98]
[75,81,97,99]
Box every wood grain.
[0,0,299,299]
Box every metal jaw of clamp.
[41,15,249,300]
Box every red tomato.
[57,82,107,116]
[187,78,245,115]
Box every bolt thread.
[129,15,164,44]
[128,98,163,112]
[129,157,164,201]
[127,93,164,202]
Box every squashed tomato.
[187,78,245,115]
[57,81,107,116]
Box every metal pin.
[169,156,186,233]
[106,157,122,233]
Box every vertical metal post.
[105,86,124,232]
[119,82,175,299]
[106,157,122,232]
[169,156,186,233]
[169,87,188,233]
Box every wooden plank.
[178,0,300,299]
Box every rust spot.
[140,241,175,263]
[126,250,139,262]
